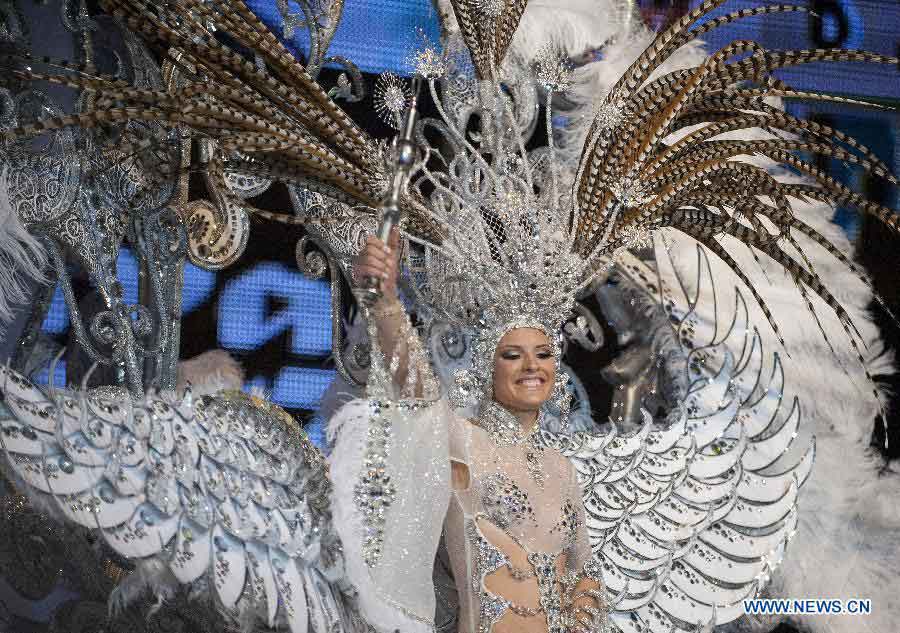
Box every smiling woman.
[493,329,557,415]
[347,232,611,633]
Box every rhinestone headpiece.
[394,44,600,406]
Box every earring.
[552,372,572,432]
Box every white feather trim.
[328,398,450,633]
[511,0,636,59]
[107,557,179,617]
[175,349,244,396]
[328,400,422,633]
[326,400,431,633]
[0,162,48,332]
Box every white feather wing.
[0,369,346,633]
[543,251,813,633]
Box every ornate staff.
[355,77,422,307]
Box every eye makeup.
[497,346,554,361]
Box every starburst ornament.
[533,42,573,93]
[374,72,412,129]
[496,189,528,221]
[409,29,447,79]
[609,178,650,207]
[616,224,654,251]
[414,47,447,78]
[593,99,624,131]
[474,0,506,18]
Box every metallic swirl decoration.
[276,0,364,103]
[4,90,84,238]
[1,3,187,394]
[161,53,253,272]
[182,177,252,272]
[289,186,379,386]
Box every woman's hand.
[352,226,427,395]
[353,226,401,300]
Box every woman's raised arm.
[352,227,427,397]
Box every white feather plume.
[175,348,245,396]
[108,557,180,617]
[505,1,708,174]
[511,0,636,58]
[557,30,707,170]
[0,162,48,332]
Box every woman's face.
[492,328,556,412]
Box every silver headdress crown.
[395,42,595,407]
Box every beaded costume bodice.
[444,410,601,633]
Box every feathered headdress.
[1,2,898,633]
[2,0,897,396]
[394,0,899,408]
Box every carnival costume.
[0,1,898,632]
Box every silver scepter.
[355,77,422,307]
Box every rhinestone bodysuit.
[445,411,608,633]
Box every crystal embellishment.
[475,401,548,487]
[594,99,625,131]
[480,473,536,530]
[479,593,511,633]
[354,401,397,568]
[467,520,510,591]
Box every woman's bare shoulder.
[447,412,485,435]
[462,417,495,442]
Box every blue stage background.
[33,0,900,418]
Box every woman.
[347,227,611,633]
[0,0,895,632]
